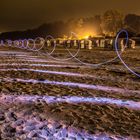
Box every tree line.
[0,10,140,40]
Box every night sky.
[0,0,140,32]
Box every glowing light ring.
[13,40,20,48]
[40,35,81,61]
[65,42,81,61]
[64,32,82,61]
[17,40,22,48]
[0,40,5,47]
[67,48,120,67]
[6,40,13,47]
[27,39,36,50]
[22,39,28,49]
[32,37,45,51]
[18,39,25,49]
[44,35,56,55]
[115,30,140,78]
[66,33,120,67]
[47,42,81,61]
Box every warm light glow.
[78,31,95,39]
[78,34,91,39]
[75,27,96,39]
[71,28,96,39]
[84,35,89,39]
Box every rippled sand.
[0,47,139,140]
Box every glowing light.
[0,58,78,65]
[0,63,83,68]
[1,94,140,110]
[84,35,89,39]
[2,77,140,95]
[0,68,102,79]
[115,30,140,78]
[0,31,139,78]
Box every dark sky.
[0,0,140,32]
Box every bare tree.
[102,10,124,36]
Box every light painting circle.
[115,29,140,78]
